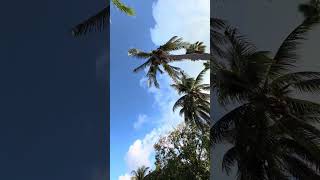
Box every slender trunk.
[168,53,210,62]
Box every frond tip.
[128,48,152,59]
[112,0,135,16]
[72,7,110,37]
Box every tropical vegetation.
[210,1,320,179]
[73,0,320,179]
[131,166,150,180]
[128,36,210,87]
[144,122,210,180]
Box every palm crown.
[211,15,320,179]
[171,69,210,129]
[129,36,210,88]
[131,166,149,180]
[128,36,189,88]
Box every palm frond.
[162,63,181,80]
[112,0,135,16]
[159,36,188,52]
[272,71,320,88]
[286,97,320,115]
[133,58,152,73]
[268,17,319,77]
[211,18,226,30]
[128,49,152,59]
[279,137,320,171]
[194,68,208,87]
[211,104,249,144]
[173,96,185,112]
[291,78,320,93]
[147,65,160,88]
[72,7,109,37]
[222,147,238,175]
[283,155,320,179]
[186,41,206,54]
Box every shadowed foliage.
[72,0,135,36]
[299,0,320,19]
[211,13,320,179]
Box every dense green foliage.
[145,123,210,180]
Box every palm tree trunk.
[168,53,210,62]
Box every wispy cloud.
[133,114,148,130]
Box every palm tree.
[131,166,149,180]
[129,36,210,87]
[72,0,135,36]
[211,15,320,179]
[171,68,210,129]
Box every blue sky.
[110,0,209,179]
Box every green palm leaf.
[128,48,153,59]
[112,0,135,16]
[159,36,188,52]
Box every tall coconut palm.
[171,68,210,129]
[129,36,210,87]
[131,166,149,180]
[72,0,135,36]
[211,16,320,179]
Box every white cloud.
[125,139,152,170]
[133,114,148,130]
[118,174,131,180]
[150,0,210,48]
[118,0,209,179]
[150,0,210,84]
[124,75,182,172]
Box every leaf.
[112,0,135,16]
[72,7,109,37]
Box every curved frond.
[159,36,188,52]
[211,104,249,144]
[194,68,208,87]
[291,78,320,93]
[186,41,206,54]
[162,63,181,80]
[268,17,320,77]
[112,0,135,16]
[272,71,320,88]
[147,65,160,88]
[72,7,109,37]
[286,97,320,115]
[128,48,152,59]
[222,147,238,175]
[133,59,152,73]
[173,96,185,112]
[283,155,320,179]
